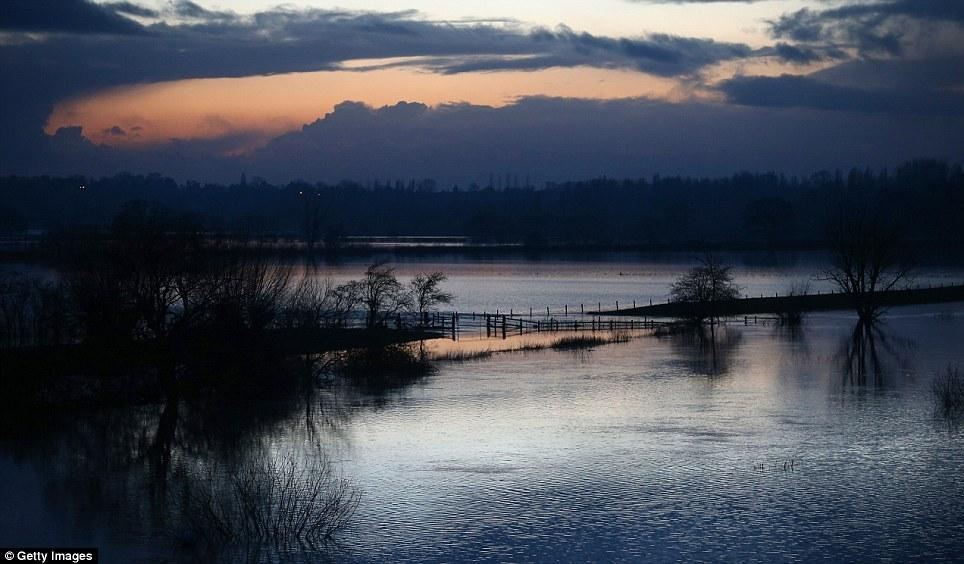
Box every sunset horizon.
[3,0,962,184]
[3,2,964,563]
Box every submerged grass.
[432,331,635,362]
[933,365,964,418]
[432,349,495,362]
[550,333,632,351]
[338,344,434,378]
[178,452,359,549]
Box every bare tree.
[669,254,741,324]
[360,261,410,328]
[331,280,363,327]
[209,256,292,332]
[823,207,912,322]
[281,277,335,330]
[410,272,453,325]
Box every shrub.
[933,365,964,418]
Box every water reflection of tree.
[175,448,358,557]
[665,325,743,377]
[0,360,434,562]
[838,320,915,387]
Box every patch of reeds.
[178,452,359,548]
[432,349,494,362]
[933,365,964,418]
[332,344,436,395]
[339,344,433,377]
[550,333,631,350]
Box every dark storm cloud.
[415,28,752,76]
[0,0,765,175]
[749,0,964,121]
[25,96,964,184]
[0,5,515,173]
[2,0,963,180]
[825,0,964,24]
[0,4,760,92]
[759,42,842,64]
[0,0,143,34]
[770,7,901,55]
[532,27,753,76]
[103,126,127,136]
[811,56,964,90]
[720,74,964,115]
[0,2,751,83]
[235,97,963,185]
[770,0,964,56]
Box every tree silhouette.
[823,207,912,322]
[410,272,453,325]
[669,254,741,324]
[359,261,410,328]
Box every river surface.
[301,250,964,314]
[3,254,964,562]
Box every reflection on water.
[838,320,917,387]
[0,386,363,562]
[291,251,964,314]
[662,325,744,377]
[4,306,964,562]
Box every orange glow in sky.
[45,62,690,153]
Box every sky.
[1,0,963,185]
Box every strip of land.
[269,327,445,354]
[603,284,964,318]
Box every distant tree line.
[0,205,453,351]
[2,159,963,248]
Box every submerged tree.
[360,261,411,328]
[410,272,453,325]
[823,207,913,322]
[669,254,741,324]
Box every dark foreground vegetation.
[933,365,964,419]
[2,159,963,250]
[0,202,451,413]
[179,451,359,549]
[0,207,450,559]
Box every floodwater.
[3,254,964,562]
[301,250,964,314]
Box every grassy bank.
[606,284,964,318]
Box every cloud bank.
[1,0,963,180]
